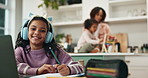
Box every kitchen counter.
[69,53,148,65]
[69,53,135,56]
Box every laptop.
[0,35,19,78]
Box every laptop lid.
[0,35,19,78]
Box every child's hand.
[57,64,70,76]
[53,64,60,73]
[99,39,103,44]
[37,64,56,74]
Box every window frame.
[0,0,23,46]
[0,0,8,35]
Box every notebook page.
[30,73,84,78]
[30,73,62,78]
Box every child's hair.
[84,19,98,30]
[15,16,61,55]
[90,7,106,22]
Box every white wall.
[82,0,109,20]
[23,0,43,20]
[110,21,147,46]
[15,0,22,39]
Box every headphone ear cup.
[21,27,28,40]
[45,32,53,43]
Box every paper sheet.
[30,73,84,78]
[30,73,62,78]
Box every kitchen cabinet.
[69,53,132,66]
[50,4,83,25]
[108,0,148,46]
[48,4,83,43]
[51,0,109,26]
[48,0,148,47]
[69,53,148,78]
[125,55,148,78]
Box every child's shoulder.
[15,46,23,50]
[55,43,67,52]
[15,47,24,55]
[15,45,30,52]
[82,29,91,35]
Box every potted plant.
[38,0,66,10]
[55,33,65,43]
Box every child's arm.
[56,46,84,75]
[83,30,100,44]
[15,47,38,75]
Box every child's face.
[89,23,98,33]
[94,10,103,22]
[28,20,48,46]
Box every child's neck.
[30,44,43,50]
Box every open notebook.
[0,35,19,78]
[30,73,85,78]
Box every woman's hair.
[90,7,106,22]
[84,19,98,29]
[15,16,60,55]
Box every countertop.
[68,53,148,56]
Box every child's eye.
[31,28,36,31]
[97,14,103,17]
[40,30,46,32]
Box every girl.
[15,15,83,76]
[77,19,100,53]
[90,7,111,43]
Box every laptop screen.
[0,35,19,78]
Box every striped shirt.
[15,45,83,75]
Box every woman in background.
[90,6,106,23]
[90,6,111,43]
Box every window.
[0,0,5,4]
[0,8,5,35]
[0,0,7,35]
